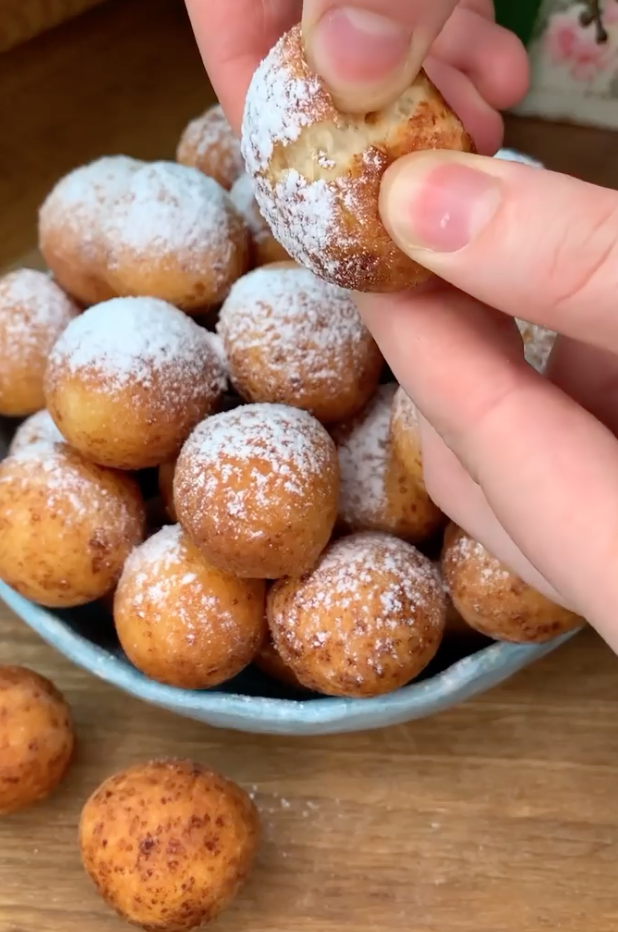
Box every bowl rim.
[0,581,578,733]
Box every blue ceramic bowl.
[0,581,577,736]
[0,146,571,736]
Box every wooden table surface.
[2,2,618,930]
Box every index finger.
[356,285,618,648]
[379,151,618,352]
[185,0,301,133]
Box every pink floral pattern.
[545,5,618,81]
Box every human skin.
[186,2,618,654]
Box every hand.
[355,152,618,650]
[185,0,529,154]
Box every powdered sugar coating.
[39,155,143,248]
[0,269,80,416]
[241,47,324,175]
[115,524,266,688]
[174,403,339,578]
[177,104,244,189]
[441,525,581,643]
[337,384,395,527]
[38,156,144,305]
[47,296,224,398]
[4,443,139,527]
[104,162,237,272]
[241,25,472,292]
[517,319,556,373]
[229,173,290,265]
[8,409,64,455]
[444,531,512,604]
[217,266,382,421]
[268,531,446,697]
[0,443,145,606]
[229,174,265,236]
[45,297,226,469]
[0,269,79,354]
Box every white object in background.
[495,148,544,167]
[514,0,618,129]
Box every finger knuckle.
[546,200,618,316]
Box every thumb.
[302,0,460,112]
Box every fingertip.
[302,6,418,112]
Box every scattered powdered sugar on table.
[178,104,244,180]
[337,384,397,526]
[8,410,64,455]
[218,265,371,390]
[516,319,556,374]
[273,532,444,678]
[47,296,225,399]
[176,404,334,531]
[103,162,237,273]
[0,268,78,355]
[119,525,238,640]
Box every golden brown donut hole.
[79,759,259,931]
[114,525,267,689]
[177,104,244,190]
[441,524,583,644]
[267,531,446,697]
[217,264,383,423]
[174,403,339,579]
[241,24,474,293]
[44,297,226,470]
[0,443,146,607]
[101,161,250,311]
[0,269,79,417]
[0,665,74,814]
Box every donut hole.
[268,83,450,186]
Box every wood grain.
[0,0,107,53]
[2,1,618,930]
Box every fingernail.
[382,158,503,254]
[307,7,412,106]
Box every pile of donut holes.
[0,31,582,709]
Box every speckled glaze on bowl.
[0,581,577,735]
